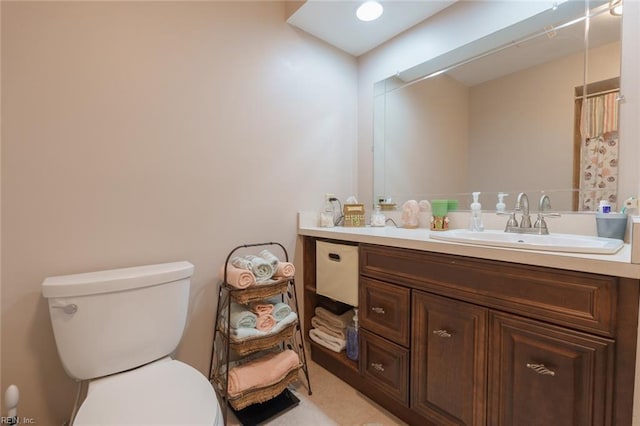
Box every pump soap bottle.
[496,193,508,213]
[346,308,359,361]
[470,192,484,232]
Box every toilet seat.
[74,357,221,425]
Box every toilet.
[42,261,222,425]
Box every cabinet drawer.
[360,244,617,337]
[359,277,410,346]
[360,329,409,406]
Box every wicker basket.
[218,320,298,357]
[225,278,290,305]
[226,364,301,411]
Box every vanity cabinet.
[302,237,639,426]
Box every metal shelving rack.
[208,242,312,425]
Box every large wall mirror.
[373,0,622,212]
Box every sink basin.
[429,229,624,254]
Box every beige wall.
[1,1,357,423]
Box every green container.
[447,199,459,212]
[431,199,448,217]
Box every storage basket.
[218,321,298,357]
[225,278,290,305]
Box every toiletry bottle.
[470,192,484,231]
[346,308,359,361]
[496,193,508,213]
[598,200,611,214]
[371,205,386,227]
[320,193,335,227]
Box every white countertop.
[298,212,640,279]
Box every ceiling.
[287,0,458,57]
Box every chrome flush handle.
[51,303,78,315]
[371,307,385,315]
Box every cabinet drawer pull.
[433,329,452,338]
[371,362,385,372]
[526,363,555,376]
[371,306,385,315]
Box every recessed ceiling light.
[356,1,383,22]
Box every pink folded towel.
[274,262,295,278]
[228,350,299,396]
[255,314,276,332]
[249,301,274,316]
[218,264,256,289]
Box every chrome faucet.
[502,192,559,235]
[515,192,532,228]
[533,194,560,234]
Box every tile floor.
[226,359,408,425]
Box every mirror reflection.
[373,2,621,212]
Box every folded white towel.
[314,307,354,329]
[244,255,275,282]
[309,328,346,353]
[220,302,257,329]
[311,316,346,340]
[226,312,298,340]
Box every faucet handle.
[497,210,518,229]
[533,212,560,234]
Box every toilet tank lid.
[42,261,194,298]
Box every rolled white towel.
[259,249,281,271]
[220,302,257,329]
[272,302,291,321]
[226,312,298,340]
[231,256,253,271]
[244,255,275,282]
[265,297,292,321]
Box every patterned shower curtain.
[579,92,619,211]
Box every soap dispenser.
[470,192,484,232]
[346,308,359,361]
[496,193,508,213]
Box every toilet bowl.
[42,261,222,425]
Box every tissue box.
[343,204,365,227]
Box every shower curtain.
[579,91,619,211]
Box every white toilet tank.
[42,261,194,381]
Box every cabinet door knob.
[371,306,385,314]
[432,329,452,338]
[371,362,385,372]
[526,363,556,376]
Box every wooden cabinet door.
[489,312,614,426]
[411,290,488,425]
